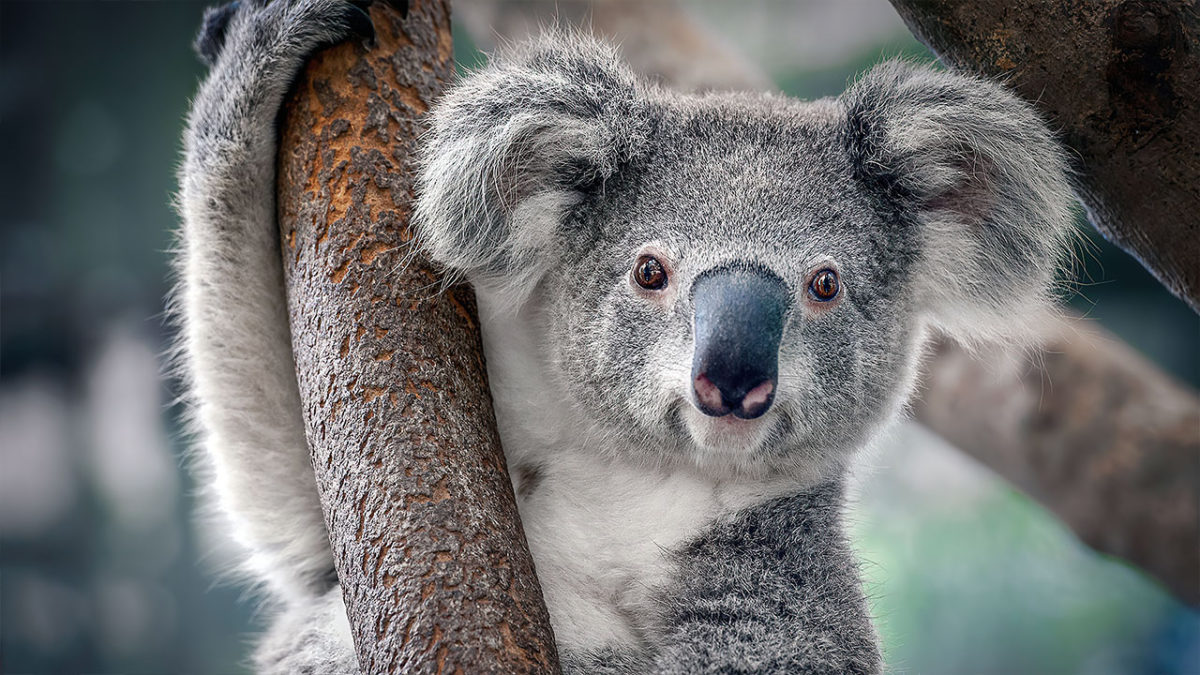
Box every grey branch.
[914,319,1200,604]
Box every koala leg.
[649,482,880,675]
[560,650,649,675]
[177,0,370,600]
[256,585,359,675]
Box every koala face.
[415,33,1073,480]
[541,98,921,475]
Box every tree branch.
[886,0,1200,312]
[276,1,559,671]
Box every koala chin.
[179,4,1074,673]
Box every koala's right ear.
[414,31,648,302]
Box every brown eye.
[809,269,839,301]
[634,255,668,290]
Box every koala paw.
[193,0,382,69]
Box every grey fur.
[177,2,1073,672]
[255,586,358,674]
[655,484,878,674]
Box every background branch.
[914,319,1200,604]
[276,1,559,671]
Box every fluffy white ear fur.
[413,30,649,311]
[843,62,1077,347]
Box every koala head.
[415,32,1074,480]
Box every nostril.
[693,373,730,416]
[734,379,775,419]
[694,372,776,419]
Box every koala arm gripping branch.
[174,0,368,601]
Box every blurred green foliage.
[854,458,1198,673]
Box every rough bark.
[460,0,1200,606]
[914,318,1200,604]
[275,1,559,672]
[886,0,1200,312]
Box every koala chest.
[512,453,724,650]
[478,310,703,647]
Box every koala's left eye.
[633,255,668,291]
[809,269,840,301]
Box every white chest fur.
[517,449,802,650]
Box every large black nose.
[691,266,788,419]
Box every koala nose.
[691,266,788,420]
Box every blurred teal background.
[0,1,1196,673]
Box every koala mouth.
[681,402,777,457]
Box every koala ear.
[414,31,647,303]
[842,62,1076,344]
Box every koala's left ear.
[842,62,1075,343]
[415,31,648,304]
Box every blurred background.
[0,1,1196,673]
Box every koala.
[175,1,1074,673]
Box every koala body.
[177,2,1073,673]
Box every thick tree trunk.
[886,0,1200,312]
[275,1,559,672]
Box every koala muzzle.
[691,267,788,420]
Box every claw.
[343,1,375,43]
[385,0,409,19]
[195,1,241,67]
[353,0,409,20]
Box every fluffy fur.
[176,2,1073,673]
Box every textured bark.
[275,1,559,672]
[914,317,1200,604]
[886,0,1200,312]
[461,0,1200,606]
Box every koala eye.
[809,269,840,301]
[633,255,668,291]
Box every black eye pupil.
[811,269,839,300]
[635,256,667,290]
